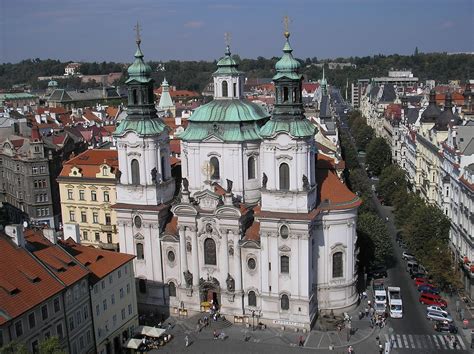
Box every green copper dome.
[187,99,269,123]
[126,41,153,84]
[273,33,302,81]
[114,118,168,137]
[214,45,241,76]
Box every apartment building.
[58,149,119,251]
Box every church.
[114,30,361,330]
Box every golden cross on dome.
[224,32,231,47]
[134,22,141,45]
[283,15,291,38]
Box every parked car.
[406,260,418,273]
[434,322,457,333]
[372,278,385,291]
[415,277,429,286]
[402,252,416,261]
[418,285,440,295]
[426,305,449,316]
[410,269,427,279]
[426,311,453,323]
[369,266,388,278]
[419,293,447,308]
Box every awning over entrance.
[123,338,142,349]
[135,325,166,338]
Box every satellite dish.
[23,221,28,229]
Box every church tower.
[114,31,175,307]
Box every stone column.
[179,226,188,285]
[191,227,200,286]
[222,229,230,287]
[234,238,242,293]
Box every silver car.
[426,305,449,316]
[426,311,453,323]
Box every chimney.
[63,223,81,244]
[5,224,25,247]
[43,228,58,244]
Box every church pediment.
[202,134,224,143]
[279,245,291,252]
[161,234,179,242]
[172,204,198,216]
[215,205,241,217]
[193,189,222,211]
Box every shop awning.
[135,325,166,338]
[123,338,142,350]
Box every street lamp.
[251,310,255,331]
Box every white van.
[406,260,418,273]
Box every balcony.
[100,224,117,233]
[99,241,119,252]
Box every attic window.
[96,255,104,261]
[67,261,76,266]
[84,261,91,266]
[10,288,20,295]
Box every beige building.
[58,149,120,251]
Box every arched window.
[210,157,220,179]
[169,282,176,297]
[281,294,289,310]
[222,81,228,97]
[247,156,255,179]
[279,225,289,239]
[131,159,140,185]
[248,291,257,307]
[132,89,138,105]
[233,82,237,97]
[204,238,217,265]
[279,163,290,190]
[280,255,289,273]
[161,155,166,181]
[283,87,289,102]
[332,252,343,278]
[102,166,108,176]
[136,243,144,260]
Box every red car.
[419,293,447,308]
[415,277,429,286]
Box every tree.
[353,123,374,151]
[0,342,28,354]
[38,336,66,354]
[366,137,391,176]
[357,212,394,269]
[377,165,407,205]
[340,132,359,169]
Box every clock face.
[201,161,215,179]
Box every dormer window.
[102,166,108,176]
[233,82,237,97]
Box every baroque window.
[248,291,257,307]
[332,252,343,278]
[136,243,144,260]
[210,157,220,179]
[222,80,228,97]
[131,159,140,185]
[279,163,290,190]
[169,282,176,297]
[280,255,289,273]
[204,238,217,265]
[248,156,255,180]
[281,294,289,310]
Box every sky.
[0,0,473,63]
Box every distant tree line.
[1,52,473,92]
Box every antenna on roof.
[224,32,231,47]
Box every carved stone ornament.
[226,273,235,292]
[186,241,192,252]
[182,177,189,192]
[262,173,268,188]
[183,270,193,288]
[228,245,234,256]
[151,167,157,183]
[302,174,309,190]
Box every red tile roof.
[170,139,181,154]
[60,238,134,282]
[0,234,64,325]
[24,230,89,286]
[243,221,260,242]
[316,168,361,211]
[60,149,118,178]
[164,216,178,235]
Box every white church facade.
[114,32,361,329]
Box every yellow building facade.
[58,149,120,250]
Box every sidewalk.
[445,292,474,349]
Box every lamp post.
[251,310,255,331]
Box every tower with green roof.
[115,30,175,304]
[158,77,176,117]
[259,30,318,213]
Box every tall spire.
[127,23,152,83]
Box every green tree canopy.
[366,137,391,176]
[378,165,407,205]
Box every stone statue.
[151,167,157,183]
[206,223,213,234]
[226,179,233,193]
[115,169,122,183]
[302,174,309,190]
[182,177,189,192]
[262,173,268,188]
[183,270,193,287]
[226,273,235,292]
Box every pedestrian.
[213,330,218,339]
[359,311,363,320]
[362,291,367,299]
[298,335,304,347]
[185,335,189,347]
[368,300,371,308]
[365,307,369,317]
[347,345,353,353]
[369,307,375,318]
